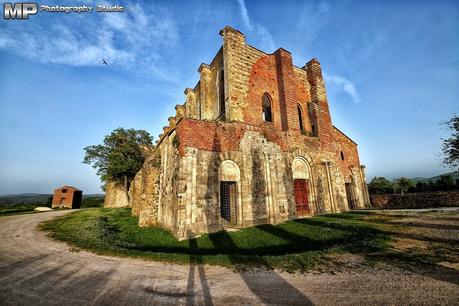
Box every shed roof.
[54,185,81,192]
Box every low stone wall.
[104,181,129,208]
[370,191,459,209]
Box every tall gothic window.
[262,93,272,122]
[298,104,304,130]
[219,69,225,118]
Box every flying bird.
[102,58,108,65]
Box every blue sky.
[0,0,458,194]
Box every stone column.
[324,161,337,213]
[274,48,300,131]
[198,63,213,120]
[306,59,333,147]
[184,88,199,119]
[219,26,246,122]
[360,165,371,208]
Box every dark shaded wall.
[370,191,459,209]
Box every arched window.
[297,104,304,130]
[262,94,272,122]
[219,160,240,225]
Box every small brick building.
[124,26,370,239]
[52,186,82,209]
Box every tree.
[436,174,455,191]
[441,114,459,170]
[368,177,393,194]
[83,128,153,199]
[46,196,53,207]
[395,177,413,195]
[415,181,428,192]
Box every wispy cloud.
[235,0,276,52]
[323,73,361,103]
[0,2,179,81]
[296,1,332,47]
[236,0,252,30]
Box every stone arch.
[291,149,313,165]
[218,160,242,227]
[292,157,310,179]
[291,156,317,215]
[218,160,240,182]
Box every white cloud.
[253,25,276,52]
[236,0,252,30]
[324,73,361,103]
[234,0,275,52]
[0,2,179,81]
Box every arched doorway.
[218,160,240,226]
[292,157,312,216]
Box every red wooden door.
[294,179,310,215]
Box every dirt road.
[0,210,457,305]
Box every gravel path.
[0,210,458,305]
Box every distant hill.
[410,171,459,183]
[0,193,104,206]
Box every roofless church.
[106,26,371,239]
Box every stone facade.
[52,185,82,209]
[128,26,371,239]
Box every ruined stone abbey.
[112,26,370,239]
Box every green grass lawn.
[0,203,43,216]
[41,208,401,272]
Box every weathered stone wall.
[370,191,459,209]
[104,181,129,208]
[129,154,161,226]
[201,51,224,120]
[156,130,180,232]
[130,172,143,216]
[170,130,293,238]
[167,126,361,238]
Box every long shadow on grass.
[367,219,459,231]
[208,230,313,305]
[293,218,387,253]
[119,229,352,257]
[294,218,459,285]
[315,215,459,245]
[334,211,459,231]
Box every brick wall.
[52,186,82,209]
[333,127,360,181]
